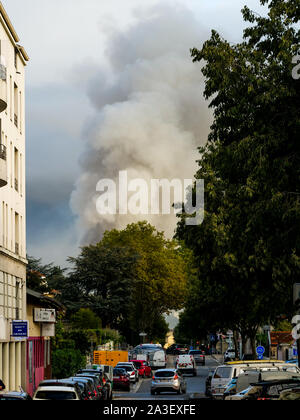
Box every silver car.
[151,369,187,395]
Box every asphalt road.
[113,355,220,400]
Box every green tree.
[71,308,102,330]
[176,0,300,353]
[101,222,189,341]
[26,255,67,295]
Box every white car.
[33,386,81,400]
[116,363,139,383]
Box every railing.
[15,242,19,255]
[0,144,6,160]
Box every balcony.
[0,62,7,113]
[0,144,7,187]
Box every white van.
[175,354,197,376]
[149,350,166,369]
[211,361,300,399]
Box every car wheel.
[177,386,182,395]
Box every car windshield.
[35,391,76,400]
[214,367,232,379]
[155,371,175,378]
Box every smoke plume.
[70,3,212,244]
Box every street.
[113,356,220,400]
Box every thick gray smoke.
[70,3,212,244]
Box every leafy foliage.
[176,0,300,349]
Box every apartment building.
[0,3,29,391]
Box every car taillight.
[94,391,97,397]
[152,376,155,380]
[102,378,106,385]
[174,375,179,380]
[257,398,270,401]
[97,385,102,390]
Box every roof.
[0,2,29,63]
[26,288,65,312]
[271,331,293,345]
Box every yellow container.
[93,350,128,367]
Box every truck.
[93,351,128,367]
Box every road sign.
[256,346,265,355]
[258,354,264,360]
[11,320,28,339]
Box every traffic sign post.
[256,346,265,360]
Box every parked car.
[131,360,152,378]
[188,350,205,366]
[113,368,131,391]
[166,344,189,355]
[75,373,102,400]
[68,376,98,400]
[175,354,197,376]
[116,363,139,383]
[0,391,32,400]
[36,380,83,400]
[33,386,81,400]
[77,369,112,400]
[151,369,187,395]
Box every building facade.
[0,3,29,391]
[26,289,64,396]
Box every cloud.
[70,3,213,244]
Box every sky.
[1,0,266,268]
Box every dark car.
[77,369,112,400]
[0,391,32,400]
[246,379,300,400]
[113,368,131,391]
[166,344,189,355]
[75,374,103,400]
[67,377,97,400]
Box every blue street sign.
[258,354,264,360]
[256,346,265,355]
[11,321,28,338]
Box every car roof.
[0,391,28,397]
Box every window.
[214,367,232,379]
